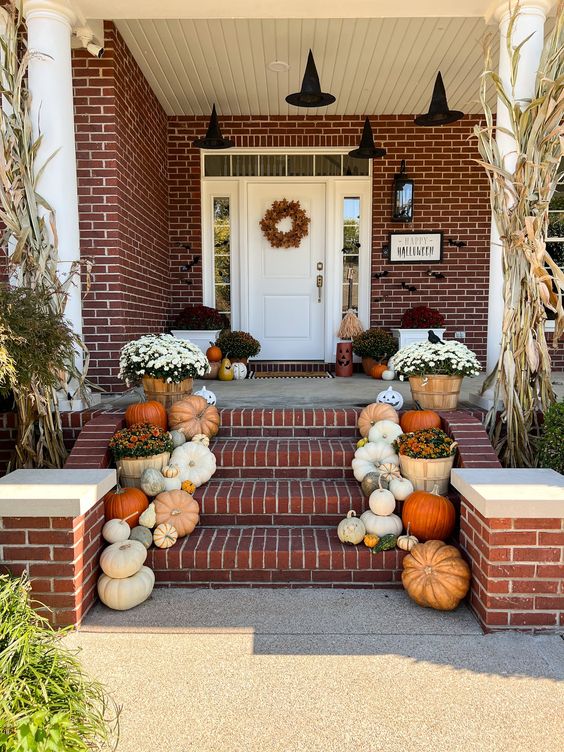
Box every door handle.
[316,274,323,303]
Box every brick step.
[148,526,407,588]
[217,408,360,438]
[212,438,357,479]
[197,479,366,525]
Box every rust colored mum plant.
[400,306,445,329]
[109,424,173,460]
[394,428,456,460]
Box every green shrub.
[538,400,564,473]
[352,328,398,360]
[0,573,119,751]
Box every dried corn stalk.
[0,3,89,468]
[474,1,564,467]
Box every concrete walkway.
[67,589,564,752]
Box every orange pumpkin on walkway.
[401,487,455,542]
[402,540,470,611]
[104,485,149,528]
[400,409,441,434]
[125,401,168,431]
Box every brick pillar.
[452,468,564,632]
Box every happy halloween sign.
[389,232,443,263]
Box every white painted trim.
[545,319,556,332]
[0,469,116,518]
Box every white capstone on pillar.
[486,0,552,374]
[23,0,83,359]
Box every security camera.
[75,28,104,58]
[86,41,104,58]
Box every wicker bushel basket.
[116,452,170,489]
[399,449,457,495]
[408,375,463,411]
[142,375,193,409]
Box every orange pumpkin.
[400,409,441,433]
[357,402,400,437]
[370,364,387,379]
[402,540,471,610]
[104,485,149,528]
[206,344,222,362]
[168,395,220,439]
[125,401,168,431]
[401,487,455,542]
[154,490,200,538]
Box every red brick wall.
[73,23,169,391]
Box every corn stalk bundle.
[0,2,89,468]
[475,1,564,467]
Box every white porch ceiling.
[114,17,497,116]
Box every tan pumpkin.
[168,396,220,439]
[153,523,178,549]
[154,490,200,538]
[358,403,399,437]
[402,540,471,611]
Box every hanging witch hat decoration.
[193,104,234,149]
[414,72,464,127]
[286,50,336,108]
[348,118,386,159]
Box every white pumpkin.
[139,502,157,529]
[360,511,403,537]
[376,386,404,410]
[382,369,395,380]
[352,441,399,482]
[161,465,182,491]
[397,524,419,552]
[100,540,147,579]
[368,487,396,516]
[337,510,366,545]
[378,462,401,483]
[389,476,414,501]
[97,566,155,611]
[232,362,248,380]
[170,442,217,487]
[102,519,130,544]
[191,433,210,448]
[169,430,186,448]
[194,385,217,405]
[140,468,165,497]
[368,420,404,445]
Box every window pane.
[343,155,369,176]
[260,155,286,176]
[205,154,230,177]
[548,211,564,238]
[213,197,231,314]
[315,154,342,176]
[342,197,361,314]
[287,154,314,176]
[232,154,258,176]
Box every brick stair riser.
[216,427,359,438]
[217,408,360,439]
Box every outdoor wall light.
[391,160,414,222]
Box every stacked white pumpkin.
[98,520,155,611]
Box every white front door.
[247,183,326,360]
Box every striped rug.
[249,371,335,379]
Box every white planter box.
[391,328,446,350]
[171,329,222,356]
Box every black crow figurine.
[428,330,444,344]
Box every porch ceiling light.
[193,104,234,149]
[392,160,414,223]
[348,118,386,160]
[285,50,335,108]
[415,72,464,127]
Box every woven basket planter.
[399,451,457,495]
[117,452,170,489]
[142,375,193,409]
[408,375,463,411]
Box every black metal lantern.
[392,160,414,222]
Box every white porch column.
[23,0,83,359]
[486,0,552,373]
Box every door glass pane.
[342,197,361,315]
[260,154,286,176]
[315,154,342,176]
[213,197,231,319]
[287,154,314,176]
[232,154,258,176]
[205,154,230,177]
[343,155,369,176]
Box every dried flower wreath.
[259,198,310,248]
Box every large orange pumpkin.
[370,364,387,379]
[357,402,399,437]
[402,540,471,610]
[206,344,222,362]
[104,486,149,528]
[168,396,220,439]
[400,409,441,433]
[125,401,167,431]
[401,487,455,542]
[154,490,200,537]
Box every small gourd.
[361,472,387,497]
[363,534,379,549]
[218,357,234,381]
[337,510,366,545]
[169,430,187,448]
[371,534,398,553]
[100,540,147,579]
[232,362,248,380]
[129,525,153,549]
[389,476,414,501]
[140,468,166,497]
[102,519,130,544]
[368,485,396,516]
[382,369,395,380]
[397,523,419,552]
[181,480,196,494]
[360,510,403,538]
[161,465,182,491]
[139,502,157,529]
[368,420,404,445]
[377,462,401,483]
[192,433,210,447]
[153,523,178,549]
[356,437,368,449]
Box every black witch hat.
[414,72,464,127]
[193,104,234,149]
[348,118,386,159]
[285,50,336,108]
